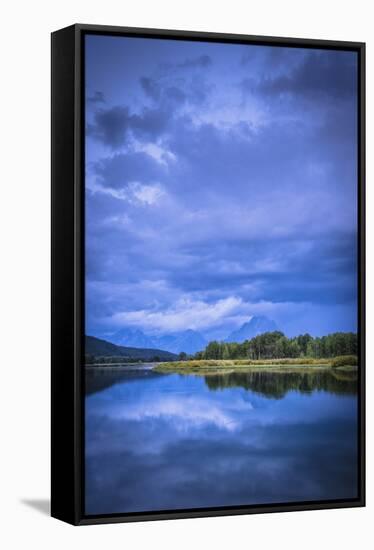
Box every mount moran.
[99,316,279,355]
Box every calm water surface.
[85,365,358,515]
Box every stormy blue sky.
[85,34,358,340]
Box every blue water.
[85,366,358,515]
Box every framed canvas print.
[51,24,365,525]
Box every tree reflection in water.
[204,369,357,399]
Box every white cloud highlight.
[87,178,165,206]
[112,296,243,332]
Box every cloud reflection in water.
[85,370,358,515]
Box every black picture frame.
[51,23,366,526]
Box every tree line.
[194,331,357,361]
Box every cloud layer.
[85,36,358,339]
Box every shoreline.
[84,359,358,377]
[153,361,357,376]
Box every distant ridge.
[111,327,155,349]
[111,327,207,355]
[85,335,177,361]
[153,329,207,355]
[226,315,278,343]
[92,316,279,355]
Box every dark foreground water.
[85,366,358,515]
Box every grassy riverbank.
[153,356,358,375]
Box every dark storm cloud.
[88,51,213,149]
[177,54,212,69]
[140,77,187,113]
[85,36,358,338]
[246,50,357,100]
[94,151,165,188]
[130,107,170,138]
[87,104,171,148]
[87,90,105,104]
[87,106,132,149]
[139,76,161,101]
[164,85,187,105]
[163,230,357,305]
[140,76,187,106]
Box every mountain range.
[111,327,207,355]
[103,315,278,354]
[225,315,278,343]
[85,335,177,361]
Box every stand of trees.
[194,331,357,361]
